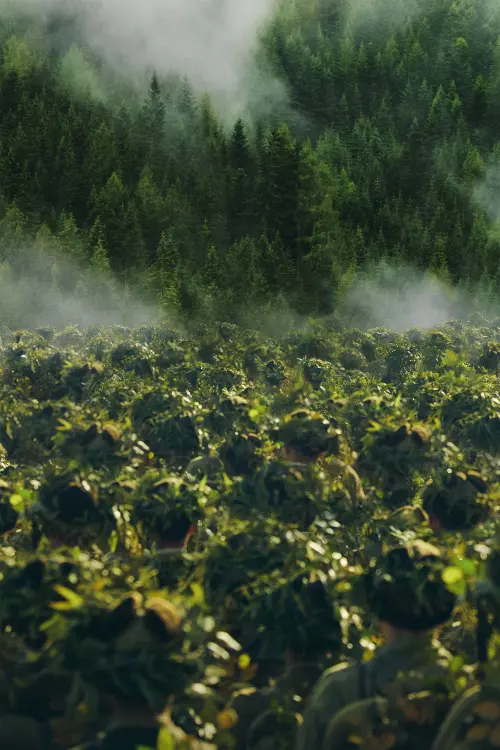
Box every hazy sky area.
[6,0,277,109]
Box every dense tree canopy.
[0,0,500,320]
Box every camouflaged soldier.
[430,547,500,750]
[226,576,342,750]
[321,677,454,750]
[422,471,490,534]
[278,410,365,507]
[0,715,50,750]
[31,473,116,551]
[361,506,430,567]
[296,541,457,750]
[131,477,202,589]
[278,410,341,465]
[69,595,198,750]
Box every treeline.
[1,0,500,318]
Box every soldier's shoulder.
[309,661,358,705]
[228,686,273,719]
[432,682,500,750]
[322,696,385,750]
[276,662,323,698]
[323,682,454,750]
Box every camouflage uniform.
[228,662,323,750]
[296,632,439,750]
[428,679,500,750]
[296,541,456,750]
[66,596,198,750]
[322,674,453,750]
[229,576,341,749]
[0,714,50,750]
[428,551,500,750]
[78,726,160,750]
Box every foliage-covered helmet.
[203,527,293,611]
[219,432,263,476]
[141,413,201,463]
[364,541,457,630]
[358,422,431,482]
[131,475,208,544]
[243,574,342,661]
[0,500,19,535]
[0,557,80,648]
[54,419,124,470]
[277,409,341,459]
[60,594,198,713]
[422,471,490,531]
[33,473,114,544]
[235,460,322,527]
[204,395,254,435]
[185,454,225,480]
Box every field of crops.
[1,317,500,748]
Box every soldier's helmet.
[60,594,198,713]
[131,475,205,546]
[244,574,342,664]
[219,432,263,476]
[277,409,341,459]
[236,459,321,528]
[32,472,115,547]
[0,501,19,536]
[364,540,457,630]
[422,470,490,532]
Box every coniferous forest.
[1,0,500,323]
[4,3,500,750]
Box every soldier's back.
[322,675,453,750]
[227,662,323,750]
[246,663,324,750]
[76,727,160,750]
[431,681,500,750]
[296,634,449,750]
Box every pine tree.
[155,230,180,283]
[204,243,222,289]
[135,167,166,260]
[93,172,145,271]
[227,119,254,242]
[263,123,300,257]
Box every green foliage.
[0,318,498,745]
[1,1,500,315]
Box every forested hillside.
[1,0,500,321]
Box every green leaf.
[9,494,24,510]
[442,566,464,586]
[442,350,458,366]
[458,558,476,576]
[157,727,176,750]
[442,566,466,597]
[216,631,241,652]
[190,582,205,605]
[50,585,84,610]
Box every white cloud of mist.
[339,262,464,331]
[0,248,162,331]
[5,0,278,112]
[473,164,500,223]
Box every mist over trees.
[1,0,500,321]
